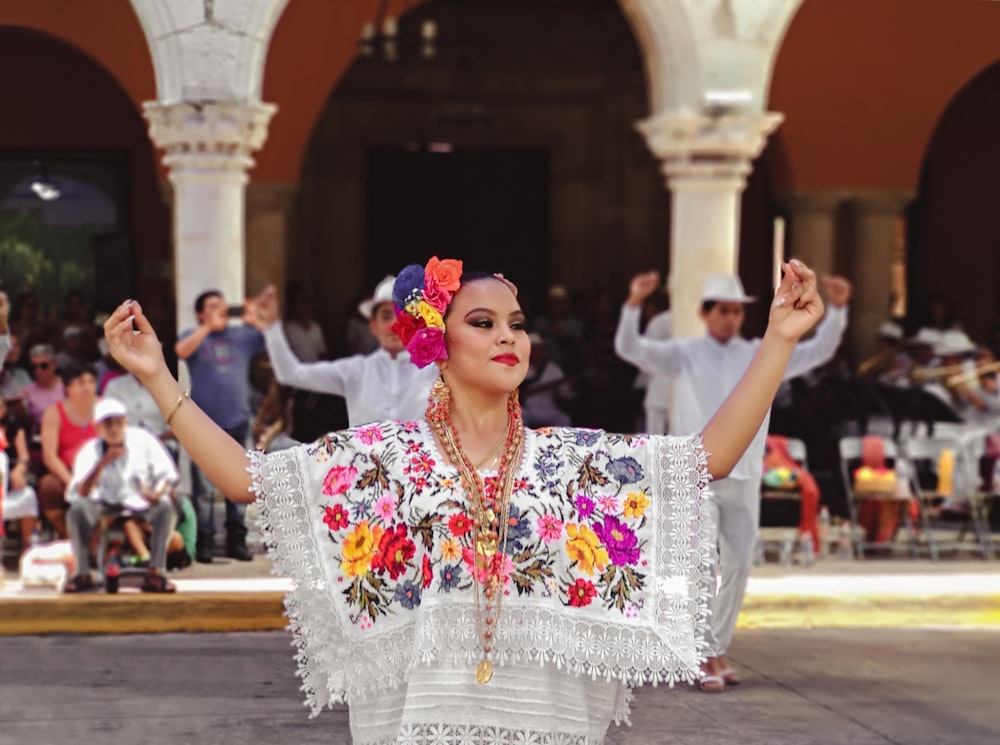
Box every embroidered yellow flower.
[415,301,445,330]
[341,520,384,577]
[623,490,650,519]
[565,523,609,576]
[440,537,461,562]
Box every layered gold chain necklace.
[426,377,525,684]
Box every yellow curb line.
[1,593,998,636]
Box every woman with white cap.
[614,264,852,692]
[252,276,439,427]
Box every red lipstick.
[492,354,519,366]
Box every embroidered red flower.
[373,524,415,580]
[421,554,433,588]
[322,503,350,531]
[448,512,473,537]
[567,578,597,607]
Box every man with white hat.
[63,397,179,593]
[252,276,439,426]
[615,263,851,691]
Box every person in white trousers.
[615,264,851,691]
[251,277,439,427]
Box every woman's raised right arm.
[104,300,253,501]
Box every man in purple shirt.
[176,290,263,563]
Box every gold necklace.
[472,429,506,470]
[426,378,524,684]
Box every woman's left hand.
[768,259,824,343]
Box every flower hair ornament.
[391,256,464,368]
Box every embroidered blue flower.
[575,431,600,448]
[394,580,422,609]
[352,499,372,521]
[607,457,644,485]
[505,504,532,545]
[438,564,463,592]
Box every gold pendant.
[476,659,494,685]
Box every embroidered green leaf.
[577,454,609,491]
[411,511,443,551]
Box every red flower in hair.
[391,313,422,345]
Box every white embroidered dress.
[249,421,712,745]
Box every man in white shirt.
[641,307,672,434]
[615,265,851,691]
[251,276,438,427]
[63,398,179,593]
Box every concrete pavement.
[1,628,996,745]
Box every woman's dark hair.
[60,361,98,387]
[442,271,513,319]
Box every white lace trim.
[364,723,604,745]
[247,432,712,717]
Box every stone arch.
[291,0,662,358]
[0,27,170,316]
[909,58,1000,342]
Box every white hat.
[934,329,976,357]
[358,275,397,319]
[700,274,755,303]
[94,397,128,424]
[908,327,942,348]
[877,321,904,340]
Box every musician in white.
[615,266,851,691]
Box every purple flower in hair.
[406,327,448,368]
[393,265,426,309]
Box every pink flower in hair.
[423,277,452,313]
[406,327,448,368]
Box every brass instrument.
[944,360,1000,389]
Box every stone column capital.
[847,188,916,216]
[638,109,783,190]
[776,189,854,215]
[143,100,277,176]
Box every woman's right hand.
[103,300,168,383]
[251,285,281,328]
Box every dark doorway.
[366,145,549,304]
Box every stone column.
[246,183,296,299]
[143,101,276,332]
[639,110,783,338]
[848,189,914,362]
[779,190,849,280]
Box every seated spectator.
[103,368,175,455]
[23,344,64,434]
[0,394,38,560]
[0,332,32,402]
[37,363,98,538]
[63,398,178,593]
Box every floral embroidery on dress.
[307,424,672,622]
[249,422,711,714]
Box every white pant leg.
[644,406,669,436]
[703,477,760,657]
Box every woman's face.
[441,279,530,396]
[65,373,97,405]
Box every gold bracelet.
[164,389,191,426]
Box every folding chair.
[759,437,809,563]
[838,436,919,559]
[901,435,993,560]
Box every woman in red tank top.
[38,363,98,538]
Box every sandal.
[64,574,96,593]
[141,571,177,594]
[721,668,742,685]
[698,660,726,693]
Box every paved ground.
[1,628,996,745]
